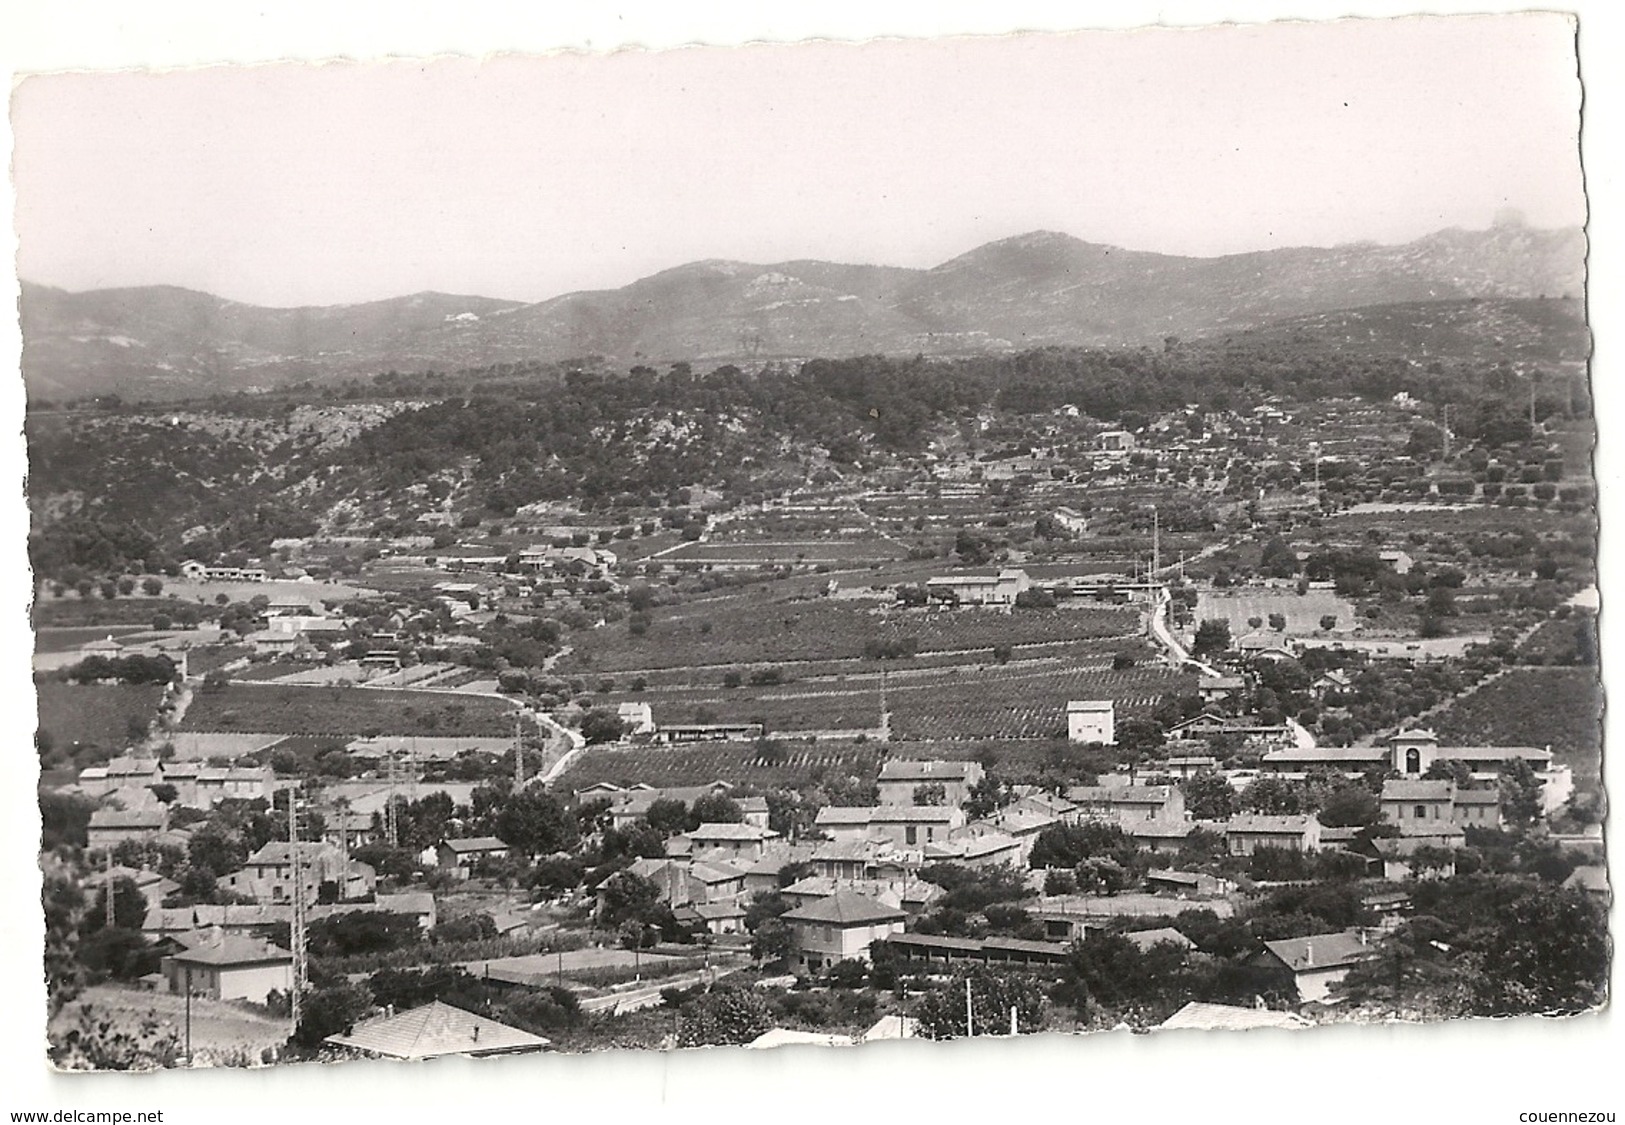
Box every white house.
[1066,700,1115,744]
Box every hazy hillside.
[21,220,1586,401]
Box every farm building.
[814,805,964,850]
[924,568,1031,606]
[433,837,511,877]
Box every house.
[1066,700,1116,745]
[813,805,963,850]
[223,841,376,902]
[876,759,984,807]
[1198,675,1246,705]
[924,568,1031,607]
[616,701,655,736]
[375,892,438,931]
[683,900,749,936]
[1144,870,1230,899]
[599,782,735,829]
[1066,784,1185,825]
[927,830,1025,870]
[1563,865,1610,905]
[1373,835,1461,881]
[685,822,780,860]
[1378,779,1455,829]
[433,837,511,878]
[162,933,293,1004]
[79,756,163,798]
[326,1001,550,1060]
[781,891,906,973]
[183,766,274,808]
[1158,1002,1308,1031]
[1097,430,1138,452]
[686,858,750,903]
[88,807,169,849]
[245,630,307,657]
[736,796,772,830]
[739,844,822,895]
[1225,814,1321,856]
[1256,931,1376,1003]
[780,876,941,919]
[1378,550,1415,575]
[1123,927,1197,954]
[1127,819,1195,854]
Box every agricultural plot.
[1195,588,1358,637]
[178,683,517,737]
[660,538,907,564]
[32,625,149,654]
[565,596,1139,673]
[33,680,165,761]
[1432,667,1603,788]
[556,741,881,791]
[618,662,1191,741]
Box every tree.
[689,793,743,827]
[912,782,947,807]
[141,576,163,597]
[290,983,372,1050]
[1267,612,1286,632]
[643,798,691,837]
[915,966,1045,1038]
[1260,536,1299,578]
[1192,619,1232,657]
[1240,777,1305,816]
[1472,886,1608,1016]
[1319,615,1337,631]
[493,788,579,855]
[1182,770,1237,819]
[750,917,793,965]
[1316,784,1381,828]
[1115,718,1166,778]
[674,986,775,1047]
[1499,758,1545,829]
[954,529,996,567]
[579,709,627,745]
[598,871,662,927]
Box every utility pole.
[289,788,307,1032]
[104,848,115,930]
[1442,404,1452,462]
[966,977,975,1038]
[514,714,524,788]
[1152,506,1161,579]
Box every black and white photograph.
[2,3,1616,1118]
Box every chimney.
[1304,941,1314,966]
[472,1025,481,1041]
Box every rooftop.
[1261,931,1375,973]
[1159,1002,1308,1031]
[782,890,906,927]
[326,1001,550,1060]
[1226,814,1316,834]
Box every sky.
[8,12,1586,308]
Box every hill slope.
[21,221,1586,400]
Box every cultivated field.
[34,680,165,759]
[556,741,882,791]
[178,684,518,737]
[565,597,1140,673]
[51,984,290,1067]
[1432,667,1603,790]
[1194,588,1358,637]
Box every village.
[33,384,1606,1063]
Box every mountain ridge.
[20,223,1586,401]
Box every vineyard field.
[1432,667,1603,790]
[556,741,882,791]
[179,684,518,737]
[565,596,1140,673]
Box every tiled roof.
[1453,788,1502,805]
[1159,1002,1308,1031]
[1381,780,1454,801]
[878,760,976,782]
[782,890,905,926]
[688,822,777,841]
[1226,815,1315,834]
[1261,931,1375,973]
[326,1001,550,1060]
[1124,927,1195,953]
[171,935,293,967]
[439,837,508,853]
